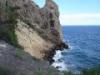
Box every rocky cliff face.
[0,0,68,75]
[0,0,68,61]
[15,19,53,59]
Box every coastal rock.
[0,0,68,60]
[0,0,69,74]
[15,19,53,59]
[41,0,61,35]
[0,41,63,75]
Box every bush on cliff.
[0,1,22,48]
[63,65,100,75]
[0,67,12,75]
[0,24,21,48]
[82,65,100,75]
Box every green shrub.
[63,66,100,75]
[63,71,74,75]
[0,67,12,75]
[15,49,25,59]
[82,66,100,75]
[0,1,22,48]
[0,24,22,48]
[35,68,43,75]
[5,1,18,24]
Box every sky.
[34,0,100,25]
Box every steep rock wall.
[0,0,68,60]
[15,19,53,59]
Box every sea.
[52,26,100,74]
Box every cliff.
[0,0,68,60]
[0,40,64,75]
[0,0,68,75]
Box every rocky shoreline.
[0,0,68,75]
[0,0,68,61]
[44,42,69,64]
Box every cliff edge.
[0,0,68,75]
[0,0,68,60]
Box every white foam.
[0,43,6,48]
[52,61,68,71]
[52,50,68,71]
[51,44,74,71]
[53,50,62,61]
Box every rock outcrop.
[0,0,68,60]
[0,0,69,75]
[15,19,53,59]
[0,41,63,75]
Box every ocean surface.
[52,26,100,74]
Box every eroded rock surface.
[0,0,69,75]
[0,0,68,60]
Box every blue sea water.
[52,26,100,73]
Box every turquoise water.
[52,26,100,73]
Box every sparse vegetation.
[47,69,54,75]
[33,65,100,75]
[35,71,43,75]
[0,67,12,75]
[0,24,22,48]
[0,1,22,48]
[63,71,75,75]
[82,66,100,75]
[15,49,25,59]
[35,68,43,75]
[63,66,100,75]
